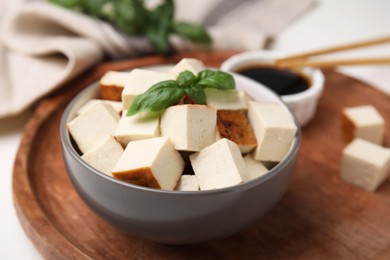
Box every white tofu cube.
[67,101,119,154]
[342,105,385,144]
[114,112,160,147]
[121,69,174,111]
[205,89,248,110]
[175,175,199,191]
[261,161,279,170]
[190,138,245,190]
[160,104,217,152]
[100,70,130,87]
[248,102,297,162]
[77,99,122,115]
[341,138,390,192]
[216,110,257,153]
[242,154,268,182]
[240,91,254,103]
[112,137,184,190]
[81,137,124,176]
[99,71,130,101]
[168,58,205,78]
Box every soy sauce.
[237,66,310,95]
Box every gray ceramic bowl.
[60,70,301,245]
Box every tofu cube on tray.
[248,101,297,162]
[67,101,119,154]
[121,69,174,111]
[190,138,246,190]
[342,105,385,144]
[99,71,131,101]
[341,138,390,192]
[81,137,124,176]
[112,137,184,190]
[160,104,217,152]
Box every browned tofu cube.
[217,110,257,153]
[99,71,130,101]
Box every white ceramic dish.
[221,50,325,127]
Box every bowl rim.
[60,69,301,196]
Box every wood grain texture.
[13,51,390,259]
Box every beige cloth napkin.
[0,0,314,118]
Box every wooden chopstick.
[275,36,390,68]
[277,57,390,69]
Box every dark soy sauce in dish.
[237,66,311,95]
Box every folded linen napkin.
[0,0,314,118]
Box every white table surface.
[1,0,389,258]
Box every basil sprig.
[126,69,235,116]
[49,0,211,54]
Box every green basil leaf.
[147,0,174,53]
[171,21,211,43]
[83,0,110,18]
[177,70,196,88]
[113,0,148,35]
[147,29,169,54]
[197,69,218,80]
[196,70,235,90]
[185,85,206,104]
[49,0,211,54]
[151,0,174,21]
[127,80,184,116]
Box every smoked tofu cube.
[342,105,385,144]
[190,138,245,190]
[113,112,160,147]
[248,102,297,162]
[121,69,174,111]
[81,137,124,176]
[169,58,205,78]
[77,99,122,115]
[67,101,119,154]
[216,110,257,153]
[160,105,217,152]
[99,71,130,101]
[205,89,248,110]
[341,138,390,192]
[175,175,199,191]
[112,137,184,190]
[242,154,268,182]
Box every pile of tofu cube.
[67,59,297,191]
[341,105,390,191]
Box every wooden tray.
[13,51,390,259]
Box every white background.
[1,0,390,258]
